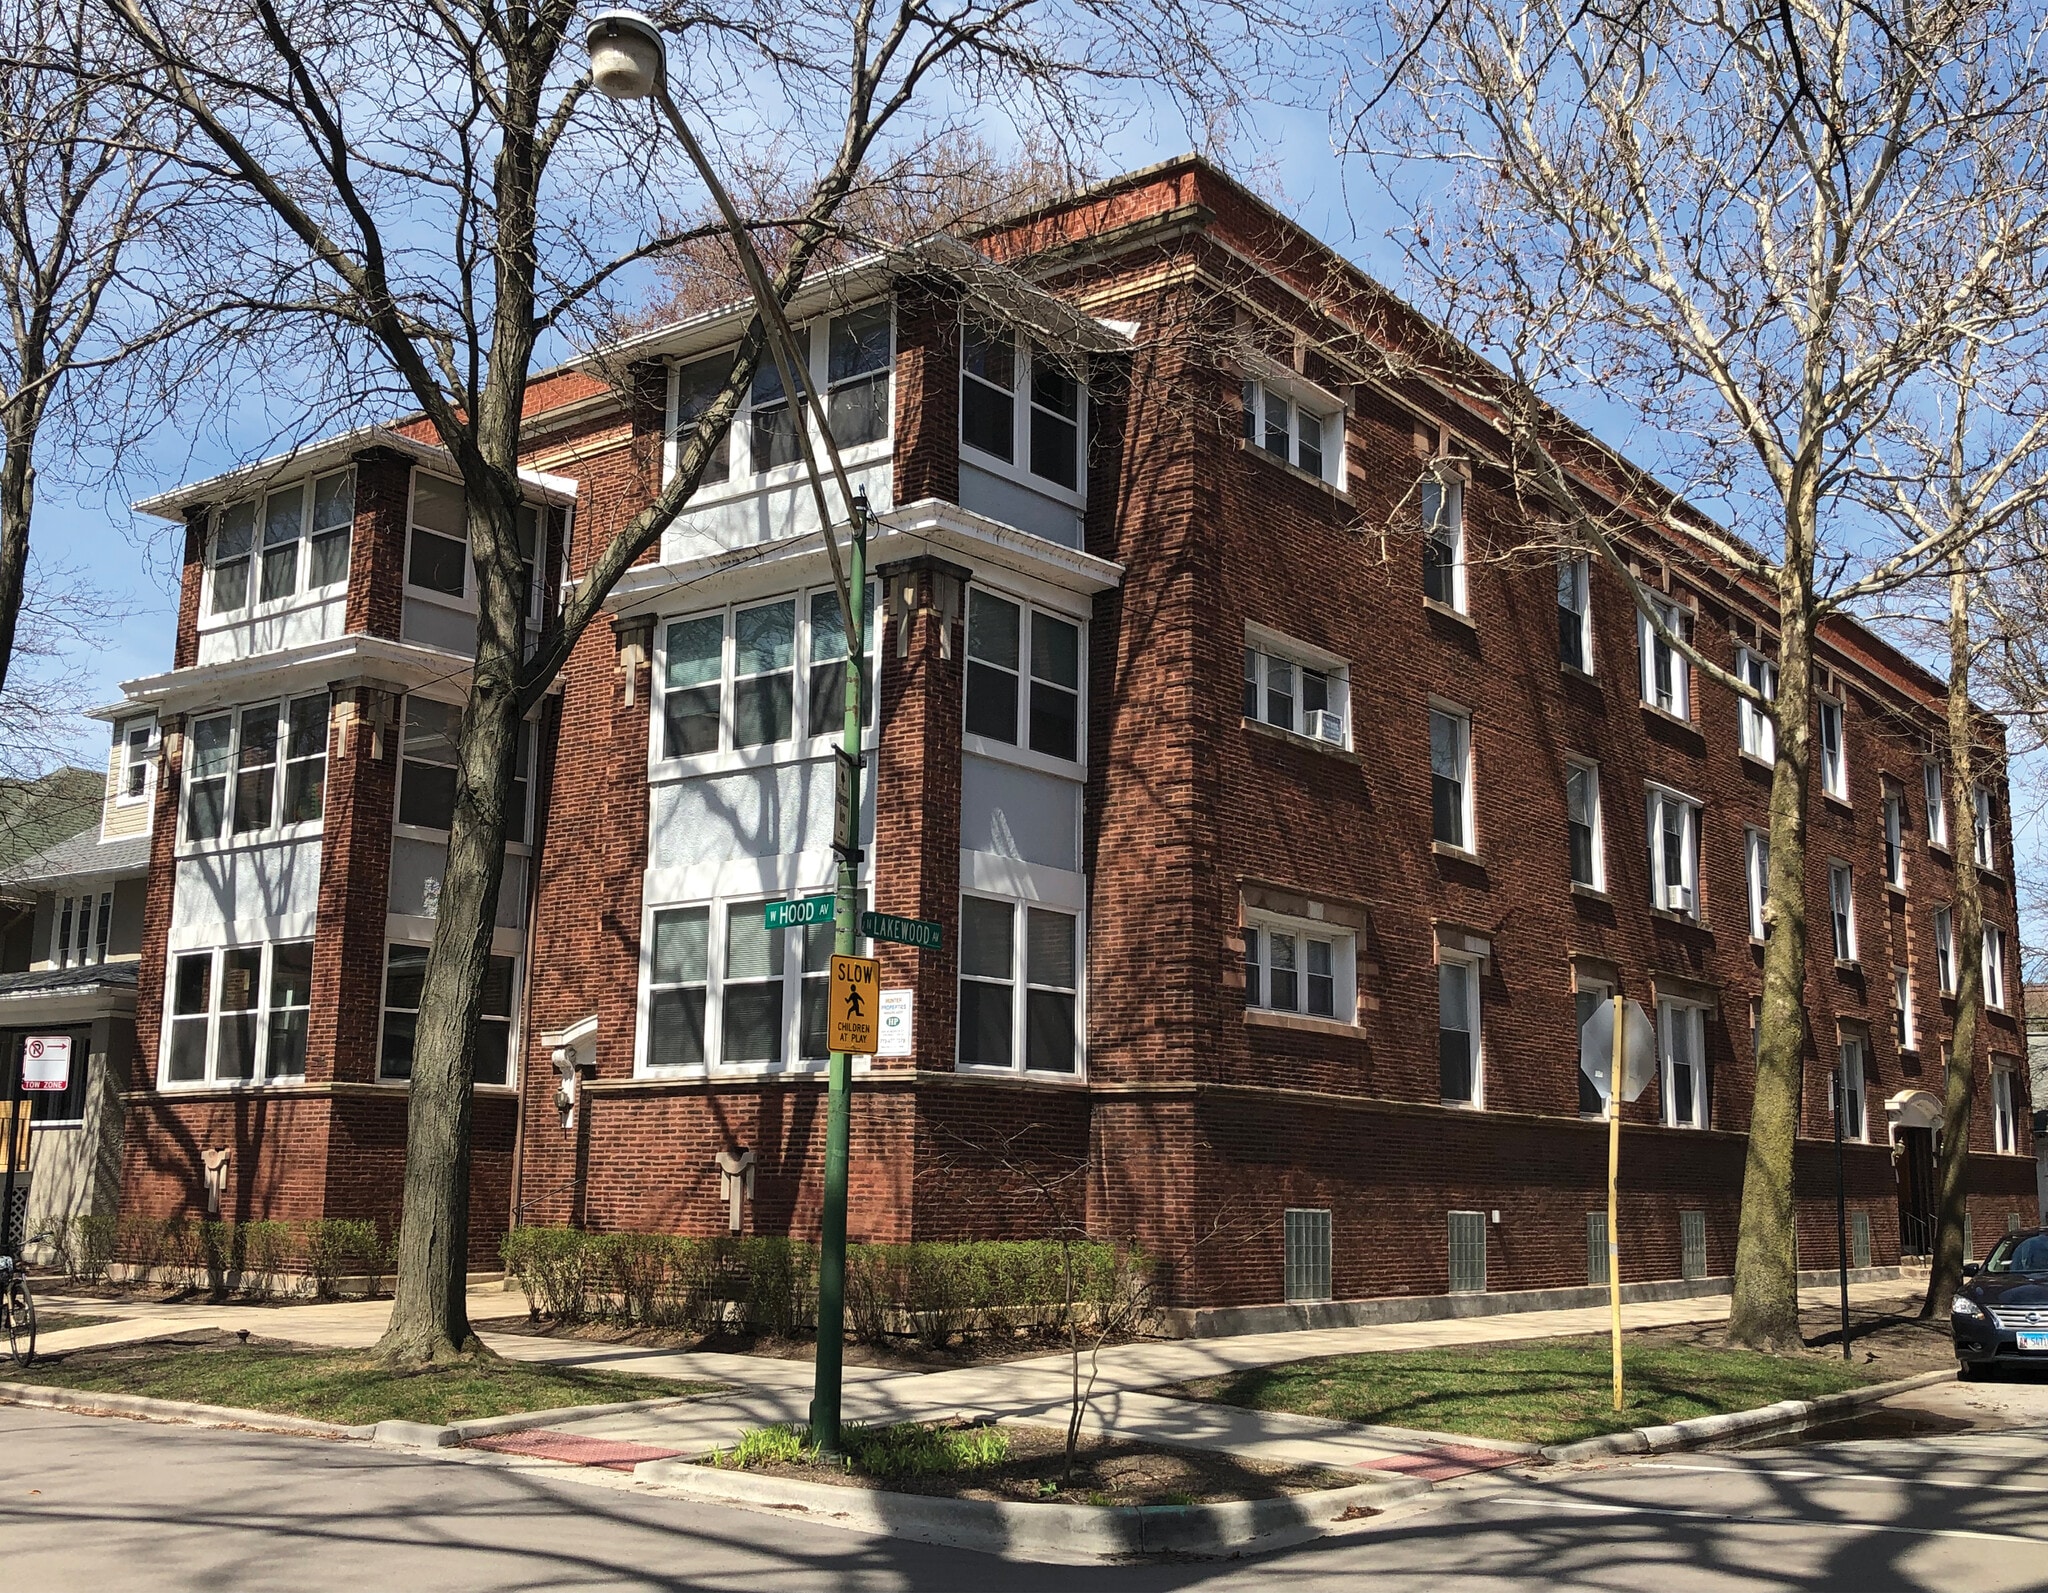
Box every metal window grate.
[1449,1210,1487,1294]
[1284,1208,1332,1303]
[1851,1210,1871,1270]
[1586,1211,1609,1287]
[1681,1211,1707,1280]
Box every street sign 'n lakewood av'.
[862,912,943,950]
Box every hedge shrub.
[89,1215,389,1299]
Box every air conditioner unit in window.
[1664,883,1693,914]
[1305,709,1345,743]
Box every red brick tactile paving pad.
[1355,1445,1528,1483]
[465,1431,686,1472]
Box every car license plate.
[2018,1331,2048,1352]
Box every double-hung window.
[1646,785,1701,918]
[1924,760,1948,845]
[1438,955,1482,1105]
[1558,555,1592,671]
[1883,785,1905,887]
[750,325,810,470]
[958,894,1081,1074]
[1242,379,1342,485]
[1660,999,1708,1129]
[182,695,330,844]
[406,472,542,619]
[164,942,313,1084]
[1934,906,1957,994]
[962,317,1084,492]
[658,586,875,763]
[1638,598,1690,717]
[117,715,158,802]
[827,304,893,449]
[643,900,864,1072]
[397,697,531,842]
[670,352,735,486]
[207,469,354,615]
[1817,697,1847,800]
[1243,634,1348,744]
[1828,863,1857,963]
[1420,477,1465,610]
[1736,647,1777,760]
[1973,783,1996,870]
[964,589,1082,763]
[1835,1036,1868,1141]
[1984,923,2008,1009]
[1244,921,1349,1021]
[380,944,514,1085]
[1575,978,1613,1115]
[1894,966,1915,1050]
[1991,1062,2020,1153]
[1566,760,1602,888]
[1745,827,1770,940]
[1430,706,1474,851]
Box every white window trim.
[1638,598,1692,719]
[177,695,330,856]
[1817,695,1848,801]
[960,582,1087,774]
[1882,784,1906,888]
[1437,950,1484,1108]
[1659,998,1709,1130]
[1934,905,1957,995]
[955,890,1087,1079]
[1565,757,1604,890]
[1430,699,1476,854]
[1828,861,1858,964]
[391,690,538,856]
[198,468,355,630]
[1893,965,1916,1052]
[649,583,882,781]
[157,940,315,1090]
[49,890,113,969]
[115,715,160,808]
[1420,474,1467,613]
[375,939,522,1090]
[1244,622,1351,748]
[958,311,1087,510]
[1924,759,1948,846]
[1735,646,1777,761]
[1983,923,2008,1010]
[1574,973,1615,1118]
[1646,783,1702,919]
[663,302,897,505]
[1242,366,1348,490]
[1836,1036,1869,1143]
[1558,554,1594,673]
[1243,911,1357,1024]
[1991,1062,2020,1154]
[1973,782,1996,870]
[1744,826,1770,941]
[401,468,551,625]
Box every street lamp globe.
[586,9,665,101]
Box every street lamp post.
[586,9,868,1453]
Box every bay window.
[964,589,1082,763]
[182,695,330,844]
[397,697,532,842]
[962,316,1083,492]
[207,469,354,615]
[406,470,543,617]
[670,353,734,485]
[163,941,314,1085]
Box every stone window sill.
[1244,1009,1366,1040]
[1240,716,1362,764]
[1432,840,1482,864]
[1422,596,1477,630]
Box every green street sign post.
[765,895,837,931]
[861,912,943,950]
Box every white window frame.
[1659,998,1708,1129]
[1420,475,1466,612]
[1565,758,1604,889]
[1638,598,1691,718]
[1893,965,1915,1052]
[959,311,1086,507]
[1242,373,1346,488]
[158,940,315,1088]
[1817,695,1847,801]
[1924,759,1948,846]
[1574,973,1614,1117]
[393,692,537,853]
[1828,862,1857,964]
[1835,1035,1868,1143]
[377,940,521,1088]
[1736,647,1777,761]
[1983,923,2008,1010]
[1973,782,1996,870]
[50,891,112,969]
[200,467,355,624]
[1558,554,1593,673]
[1437,951,1483,1107]
[1934,906,1956,995]
[401,468,549,626]
[177,694,331,853]
[1430,702,1475,853]
[1646,784,1701,919]
[955,891,1085,1078]
[1243,914,1356,1023]
[1744,826,1770,941]
[116,714,159,806]
[1243,624,1350,747]
[663,302,897,497]
[650,583,881,777]
[1991,1062,2020,1154]
[1883,783,1905,888]
[961,584,1087,774]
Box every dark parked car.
[1951,1227,2048,1379]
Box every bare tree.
[1352,0,2048,1348]
[103,0,1311,1362]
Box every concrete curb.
[0,1379,375,1440]
[630,1458,1427,1562]
[372,1392,719,1450]
[1538,1367,1959,1465]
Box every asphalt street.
[3,1403,2045,1591]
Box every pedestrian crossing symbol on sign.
[828,955,880,1054]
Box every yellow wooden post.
[1609,992,1625,1413]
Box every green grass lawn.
[1171,1336,1873,1446]
[14,1346,717,1427]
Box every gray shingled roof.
[0,826,150,890]
[0,961,138,998]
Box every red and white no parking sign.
[21,1035,72,1091]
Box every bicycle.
[1,1250,34,1366]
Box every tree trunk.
[0,415,37,704]
[1729,542,1819,1351]
[1923,554,1984,1317]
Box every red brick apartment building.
[109,157,2038,1324]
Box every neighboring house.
[2027,985,2048,1222]
[0,767,104,971]
[104,158,2038,1315]
[0,719,156,1256]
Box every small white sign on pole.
[876,989,914,1058]
[21,1034,72,1092]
